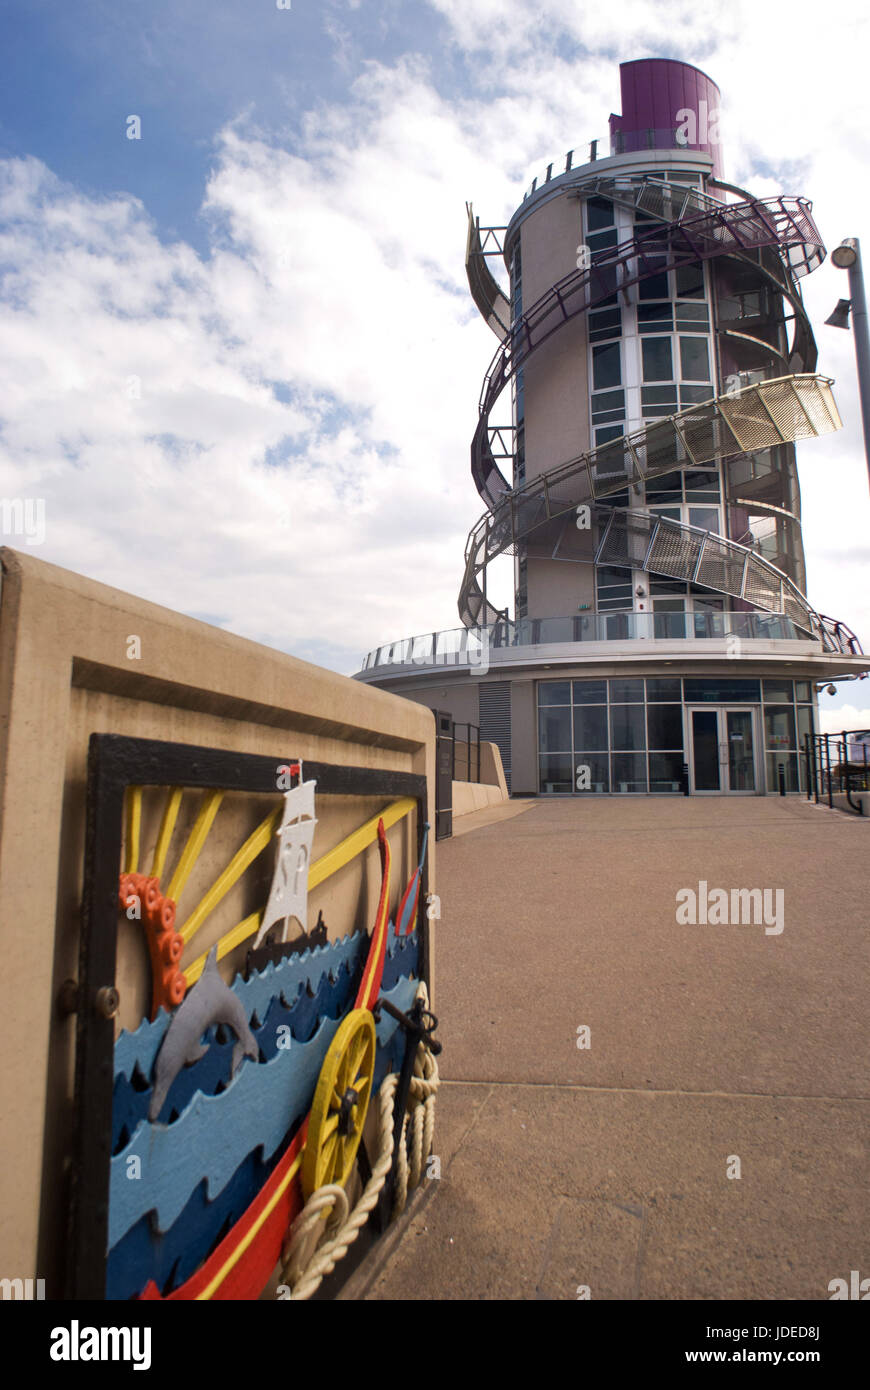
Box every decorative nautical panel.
[67,735,428,1300]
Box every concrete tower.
[356,58,868,798]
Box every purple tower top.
[609,58,724,178]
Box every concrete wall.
[397,681,480,726]
[510,678,538,795]
[453,739,508,796]
[0,547,435,1294]
[520,189,591,492]
[526,552,595,619]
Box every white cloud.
[818,704,870,735]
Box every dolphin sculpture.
[148,946,259,1122]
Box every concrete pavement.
[346,797,870,1300]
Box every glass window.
[653,602,687,638]
[573,679,608,704]
[764,705,796,750]
[645,469,683,500]
[796,706,814,750]
[675,264,705,297]
[638,266,670,300]
[646,677,682,702]
[641,384,678,418]
[683,469,720,500]
[588,228,618,254]
[642,337,673,382]
[688,506,720,533]
[573,752,609,793]
[610,677,645,703]
[591,388,625,420]
[680,384,714,408]
[684,678,761,702]
[595,425,625,445]
[589,307,622,343]
[612,753,648,793]
[766,752,799,792]
[647,704,683,749]
[539,706,572,752]
[675,302,709,329]
[795,681,812,703]
[574,704,608,750]
[763,679,794,703]
[539,681,572,705]
[593,343,622,391]
[539,754,574,794]
[637,303,674,333]
[642,385,678,406]
[586,197,614,232]
[589,263,618,304]
[611,704,645,750]
[649,751,685,792]
[679,336,710,381]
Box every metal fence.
[805,732,869,814]
[452,722,481,784]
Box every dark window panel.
[573,705,608,750]
[642,337,673,382]
[679,335,710,381]
[539,706,572,752]
[646,678,683,701]
[572,679,609,704]
[647,704,684,749]
[610,678,645,704]
[593,343,622,391]
[612,753,648,792]
[539,681,571,706]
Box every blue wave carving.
[111,962,360,1150]
[108,975,420,1252]
[382,931,419,990]
[113,931,367,1082]
[105,999,413,1300]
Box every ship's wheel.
[302,1009,376,1198]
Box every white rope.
[281,983,440,1301]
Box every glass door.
[725,709,755,791]
[690,708,721,791]
[688,706,757,793]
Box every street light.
[826,237,870,494]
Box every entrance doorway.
[688,706,758,794]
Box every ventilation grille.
[479,682,512,793]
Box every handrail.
[458,375,843,642]
[359,608,836,674]
[520,129,722,203]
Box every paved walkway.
[347,797,870,1300]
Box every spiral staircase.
[463,179,861,657]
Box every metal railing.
[521,129,719,202]
[461,377,844,642]
[805,732,869,813]
[360,608,821,673]
[473,196,825,509]
[452,723,481,784]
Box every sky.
[0,0,869,730]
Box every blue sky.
[0,2,451,252]
[0,0,869,727]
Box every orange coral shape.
[119,872,186,1019]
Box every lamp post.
[826,238,870,493]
